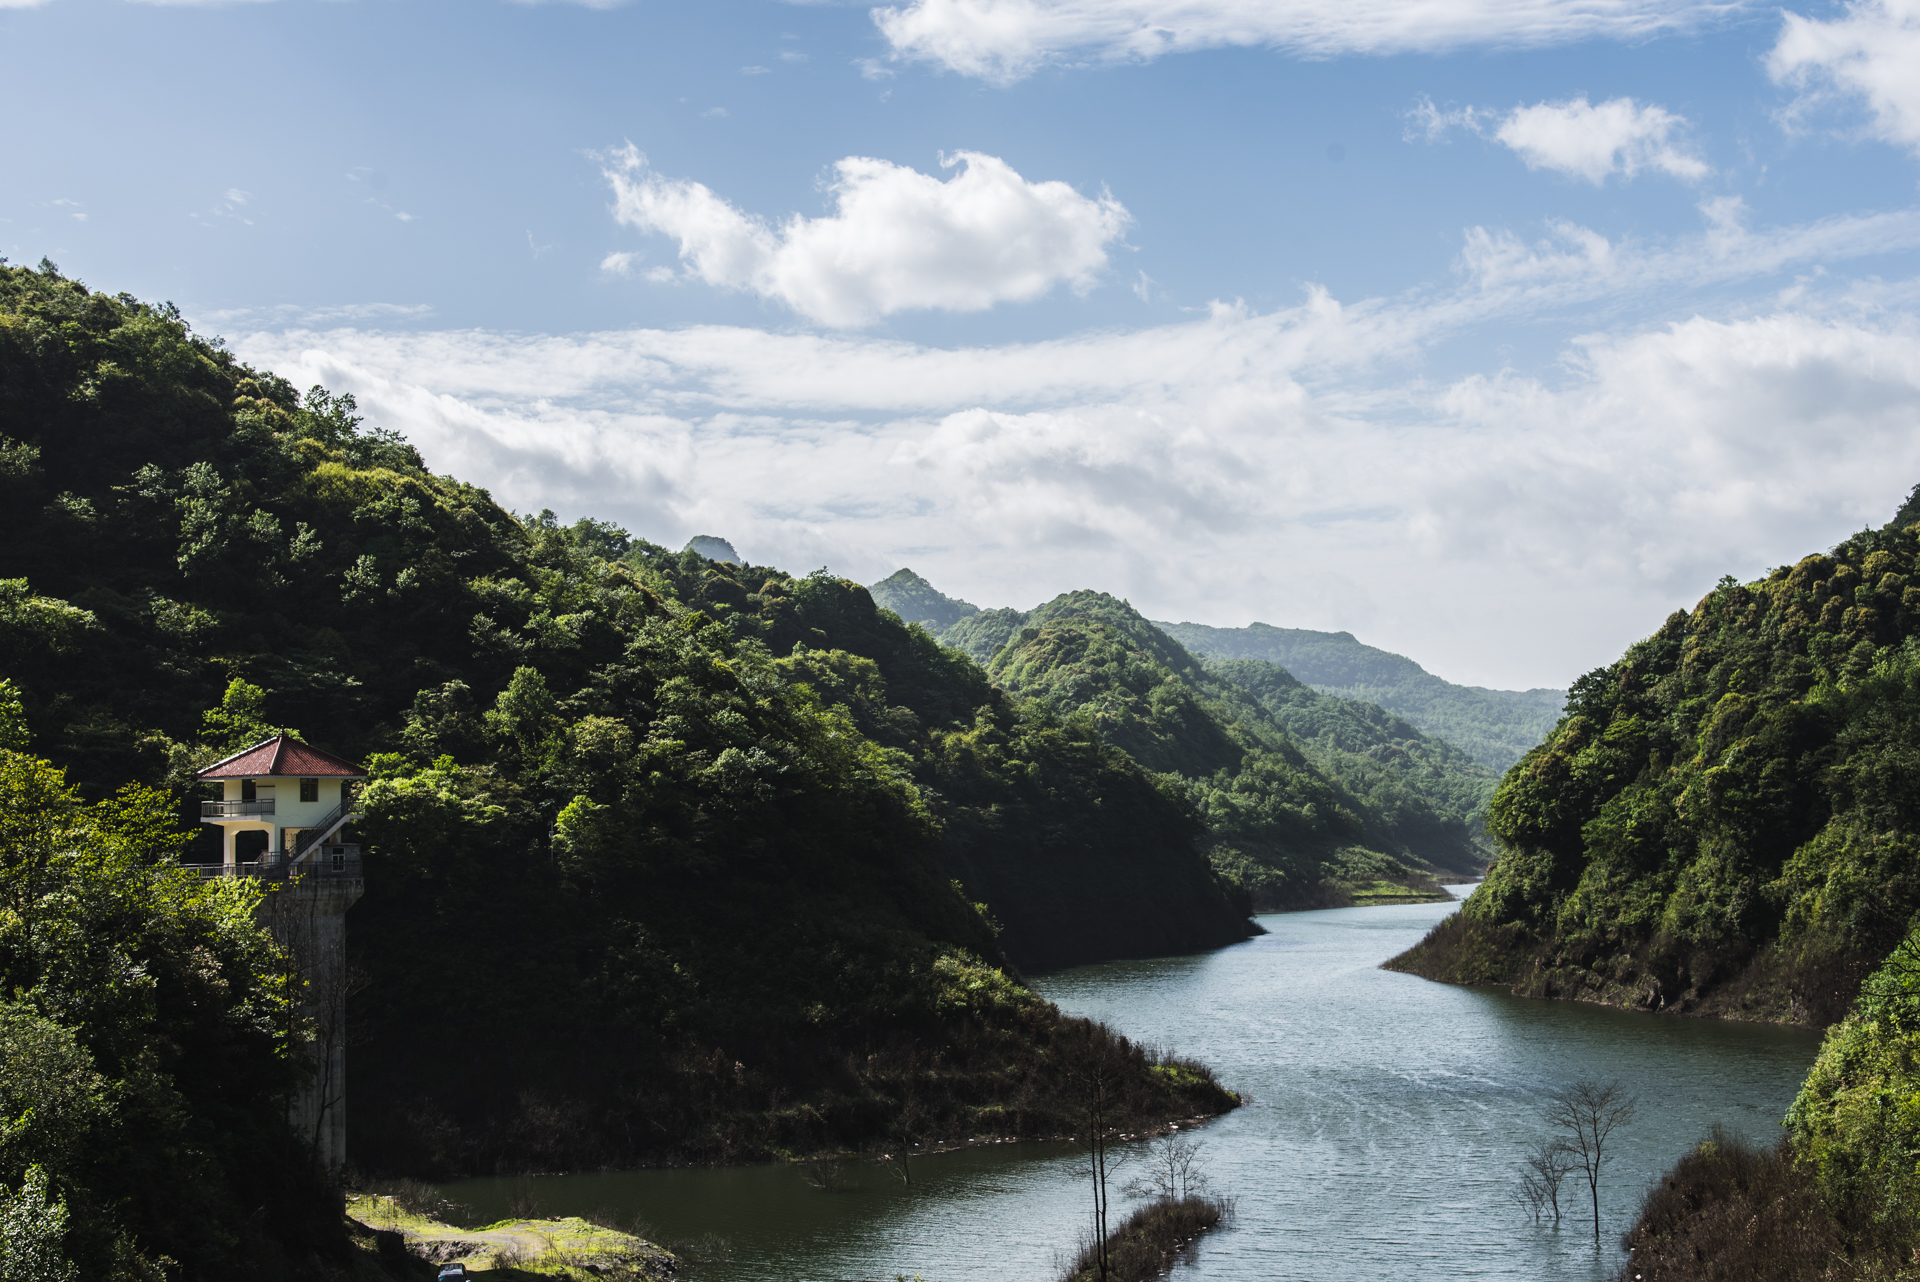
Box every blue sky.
[7,0,1920,687]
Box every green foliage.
[1422,502,1920,1023]
[197,677,294,757]
[969,591,1484,907]
[0,680,27,752]
[0,747,340,1280]
[1155,619,1563,771]
[0,264,1243,1192]
[866,568,979,633]
[0,1167,78,1282]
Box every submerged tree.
[1123,1133,1210,1203]
[1546,1079,1640,1243]
[1512,1136,1576,1223]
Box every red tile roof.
[196,735,366,780]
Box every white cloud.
[1770,0,1920,155]
[700,107,729,119]
[741,65,772,75]
[1411,94,1707,182]
[223,201,1920,688]
[601,144,1132,326]
[600,251,642,275]
[1496,97,1708,182]
[872,0,1736,84]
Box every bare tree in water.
[1123,1133,1210,1202]
[1063,1023,1137,1281]
[1546,1079,1640,1243]
[1512,1136,1576,1222]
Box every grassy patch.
[1346,880,1453,905]
[1060,1195,1233,1282]
[345,1195,675,1280]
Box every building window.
[241,779,255,803]
[300,778,319,803]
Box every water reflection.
[436,890,1821,1281]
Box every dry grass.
[1619,1129,1920,1282]
[1059,1195,1233,1282]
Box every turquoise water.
[437,891,1822,1281]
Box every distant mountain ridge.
[1153,621,1563,772]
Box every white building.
[197,733,366,870]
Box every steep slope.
[0,263,1242,1186]
[1390,486,1920,1027]
[1207,658,1497,832]
[624,555,1257,970]
[924,580,1494,884]
[942,604,1029,663]
[1154,620,1562,771]
[982,591,1486,903]
[868,567,980,632]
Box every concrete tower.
[194,735,366,1177]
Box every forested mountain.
[896,576,1498,889]
[868,566,980,632]
[1154,620,1563,771]
[971,590,1488,904]
[1391,485,1920,1028]
[0,260,1242,1253]
[1208,659,1497,829]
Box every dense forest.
[1373,487,1920,1276]
[0,261,1244,1272]
[1154,620,1564,772]
[1391,484,1920,1028]
[963,589,1490,905]
[877,572,1502,888]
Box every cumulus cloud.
[1412,94,1707,182]
[225,200,1920,688]
[871,0,1734,83]
[600,251,642,275]
[602,144,1132,326]
[1770,0,1920,155]
[1496,97,1708,181]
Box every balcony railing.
[182,849,362,883]
[202,799,276,818]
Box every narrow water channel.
[435,891,1822,1281]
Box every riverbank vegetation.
[346,1191,677,1279]
[1390,482,1920,1027]
[1620,928,1920,1280]
[1059,1196,1233,1282]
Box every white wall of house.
[209,775,358,863]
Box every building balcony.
[183,848,362,882]
[202,799,276,819]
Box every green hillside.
[979,590,1488,904]
[868,566,980,632]
[0,260,1242,1224]
[1154,620,1563,771]
[1390,485,1920,1028]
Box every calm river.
[437,890,1823,1281]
